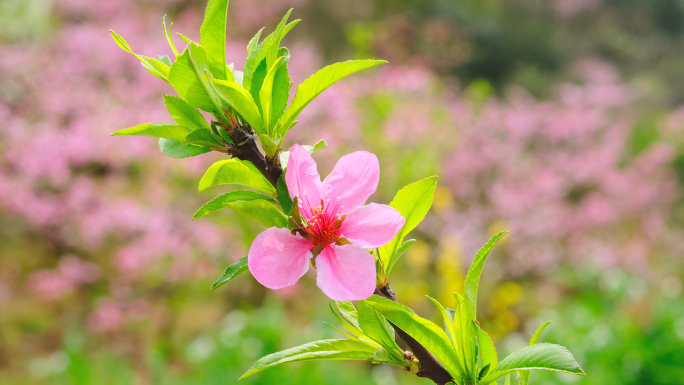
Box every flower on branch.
[248,144,405,301]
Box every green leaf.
[259,56,287,135]
[323,322,360,341]
[425,296,466,379]
[164,95,210,131]
[225,199,288,228]
[206,73,266,135]
[379,176,438,275]
[111,122,193,142]
[110,30,170,81]
[357,301,404,362]
[276,174,293,214]
[275,59,387,138]
[250,59,268,113]
[372,348,408,367]
[242,27,265,92]
[200,0,229,80]
[329,304,373,343]
[156,55,172,67]
[279,140,328,168]
[199,159,276,195]
[335,301,360,329]
[211,256,249,290]
[162,15,179,57]
[159,138,211,158]
[193,190,275,219]
[271,48,292,128]
[168,43,222,113]
[460,231,507,380]
[479,343,585,385]
[240,339,376,379]
[364,295,464,381]
[519,321,552,385]
[176,33,192,44]
[474,321,498,373]
[385,239,416,276]
[185,129,223,148]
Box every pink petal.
[286,144,326,213]
[339,203,406,249]
[323,151,379,213]
[315,245,376,301]
[248,227,314,290]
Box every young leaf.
[206,73,266,135]
[211,256,249,290]
[240,339,377,379]
[474,320,498,373]
[279,140,328,168]
[185,129,223,148]
[425,296,466,378]
[379,176,438,273]
[164,95,210,131]
[276,174,293,214]
[478,343,585,385]
[364,295,463,381]
[329,304,373,343]
[176,33,192,44]
[199,159,276,195]
[271,48,292,128]
[249,59,268,112]
[275,59,387,138]
[159,138,211,158]
[242,27,265,91]
[162,15,179,57]
[459,231,507,381]
[335,301,360,329]
[519,321,552,385]
[200,0,229,80]
[385,239,416,276]
[110,30,170,81]
[168,43,222,113]
[357,301,404,362]
[225,199,288,228]
[372,348,409,367]
[259,55,287,135]
[156,55,172,67]
[323,322,360,341]
[111,122,193,142]
[193,190,276,219]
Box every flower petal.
[323,151,379,213]
[315,244,376,301]
[339,203,406,249]
[248,227,314,290]
[286,144,326,216]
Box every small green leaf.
[335,301,360,329]
[156,55,173,67]
[159,138,211,158]
[110,30,170,81]
[225,199,287,228]
[185,129,223,148]
[250,59,268,112]
[425,296,466,378]
[259,55,287,135]
[364,295,463,382]
[276,173,293,214]
[206,73,266,135]
[385,239,416,276]
[279,140,328,168]
[112,122,193,142]
[242,27,265,91]
[271,48,292,128]
[164,95,210,131]
[168,43,222,113]
[379,176,438,275]
[372,348,409,367]
[193,190,275,219]
[211,256,249,290]
[275,59,387,138]
[199,159,275,194]
[200,0,229,80]
[162,15,179,57]
[474,320,498,373]
[329,304,372,343]
[240,339,376,379]
[519,321,552,385]
[357,301,404,362]
[479,344,585,385]
[176,33,192,44]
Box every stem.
[374,285,455,385]
[223,124,282,187]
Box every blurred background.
[1,0,684,384]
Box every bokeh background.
[2,0,684,384]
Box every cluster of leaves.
[110,0,384,226]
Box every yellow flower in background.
[437,234,464,305]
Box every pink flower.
[248,145,405,301]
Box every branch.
[223,124,282,187]
[374,285,455,385]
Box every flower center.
[297,195,345,245]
